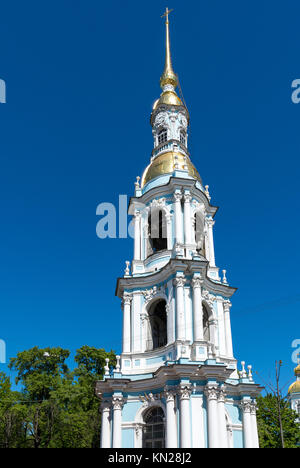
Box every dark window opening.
[158,128,168,145]
[143,407,165,448]
[203,305,210,341]
[148,210,167,255]
[147,300,167,350]
[194,212,205,256]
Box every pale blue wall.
[122,428,135,448]
[122,401,142,422]
[226,403,242,424]
[233,430,244,448]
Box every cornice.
[115,258,237,298]
[129,177,218,217]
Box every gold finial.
[160,7,178,90]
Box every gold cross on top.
[161,7,174,23]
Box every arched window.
[147,299,167,351]
[203,305,210,341]
[143,407,165,448]
[158,128,168,145]
[194,211,205,256]
[147,210,167,256]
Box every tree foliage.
[256,394,300,448]
[0,346,115,448]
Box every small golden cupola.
[288,359,300,394]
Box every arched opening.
[203,305,210,341]
[143,407,165,448]
[194,211,205,256]
[147,299,167,351]
[158,128,168,145]
[147,209,167,256]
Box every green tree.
[0,345,116,448]
[8,346,70,448]
[257,394,300,448]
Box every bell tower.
[96,9,261,449]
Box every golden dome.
[295,364,300,375]
[288,380,300,394]
[141,151,201,187]
[153,91,182,110]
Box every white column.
[122,294,132,354]
[241,400,253,448]
[165,389,177,448]
[101,402,111,448]
[206,217,216,267]
[191,395,205,448]
[217,386,228,448]
[173,276,186,341]
[216,299,226,356]
[191,277,204,341]
[134,211,141,260]
[205,384,219,448]
[178,385,192,448]
[174,191,183,245]
[112,396,124,448]
[223,301,234,358]
[183,191,192,245]
[251,401,259,448]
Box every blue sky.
[0,0,299,392]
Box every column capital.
[173,276,186,288]
[101,401,111,413]
[178,384,192,401]
[206,216,215,227]
[240,400,252,413]
[218,385,227,403]
[122,293,132,308]
[112,395,124,411]
[191,277,203,289]
[164,387,176,403]
[223,299,232,312]
[250,400,257,415]
[183,192,192,203]
[204,384,219,401]
[173,191,182,203]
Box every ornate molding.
[202,289,216,308]
[142,286,158,304]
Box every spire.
[160,8,178,90]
